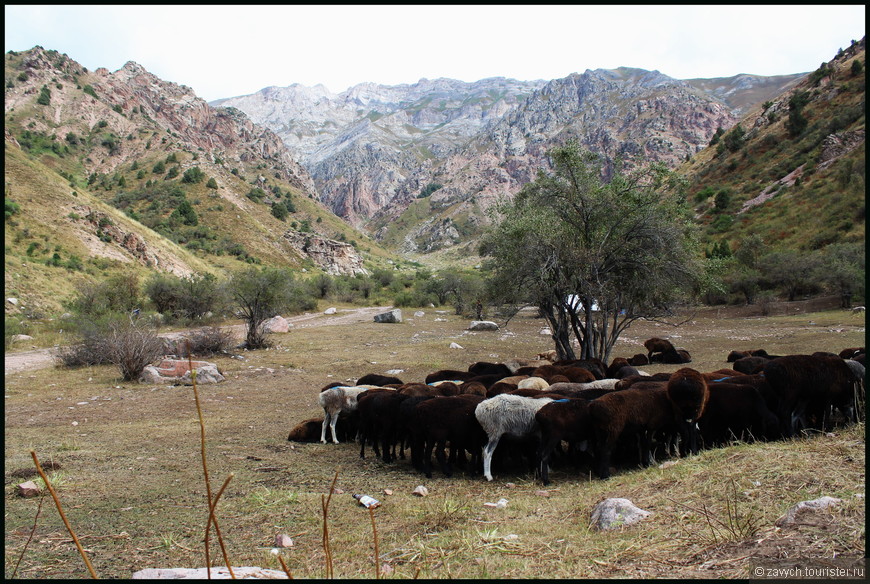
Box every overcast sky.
[5,5,866,102]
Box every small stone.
[274,534,294,548]
[383,489,393,496]
[18,481,42,497]
[591,498,651,531]
[412,485,428,497]
[324,307,337,315]
[658,460,679,469]
[449,342,464,349]
[505,482,516,488]
[332,488,345,494]
[535,490,550,497]
[775,496,842,527]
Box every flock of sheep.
[287,337,866,484]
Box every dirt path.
[4,306,393,376]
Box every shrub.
[181,167,205,184]
[105,318,164,380]
[5,197,21,220]
[83,84,97,98]
[152,160,166,174]
[183,326,235,357]
[206,177,218,189]
[36,85,51,105]
[166,165,180,179]
[851,59,863,76]
[271,201,289,221]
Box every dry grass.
[3,304,865,578]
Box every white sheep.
[474,393,554,481]
[517,376,550,390]
[319,385,380,444]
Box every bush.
[83,84,97,98]
[36,85,51,105]
[181,167,205,184]
[5,197,21,220]
[58,314,163,380]
[271,201,289,221]
[182,326,235,357]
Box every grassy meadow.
[4,301,865,579]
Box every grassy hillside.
[4,47,405,316]
[681,39,865,253]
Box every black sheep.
[588,384,679,479]
[356,373,404,387]
[535,398,593,485]
[699,382,780,447]
[666,367,710,456]
[411,394,486,478]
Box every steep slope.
[679,38,865,252]
[213,77,547,226]
[4,47,397,315]
[370,68,740,254]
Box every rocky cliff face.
[216,66,797,252]
[282,232,367,276]
[214,77,547,226]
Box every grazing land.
[4,301,865,579]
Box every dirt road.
[4,306,393,376]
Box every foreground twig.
[321,470,339,578]
[276,554,294,579]
[369,507,380,579]
[188,349,234,578]
[30,450,99,579]
[10,489,47,579]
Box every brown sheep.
[535,398,594,485]
[605,357,631,378]
[644,337,676,360]
[588,385,679,479]
[666,367,710,455]
[629,353,649,366]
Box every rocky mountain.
[679,37,865,253]
[4,47,391,315]
[213,77,547,226]
[215,68,805,253]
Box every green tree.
[206,177,218,189]
[851,59,863,76]
[152,160,166,174]
[271,200,289,221]
[36,85,51,105]
[723,124,745,152]
[709,127,725,146]
[169,198,198,226]
[227,266,306,349]
[5,197,21,220]
[759,249,823,301]
[819,243,865,308]
[181,166,205,184]
[479,142,702,362]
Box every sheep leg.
[537,437,556,486]
[329,414,340,444]
[320,415,330,444]
[423,437,436,479]
[482,435,501,481]
[436,440,451,477]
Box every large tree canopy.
[480,142,704,362]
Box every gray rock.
[132,566,289,579]
[262,315,292,333]
[775,496,842,527]
[590,498,651,530]
[139,365,169,384]
[181,364,225,385]
[468,320,499,331]
[374,309,402,323]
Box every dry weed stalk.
[369,507,380,579]
[321,470,339,578]
[10,489,47,579]
[30,450,98,578]
[188,350,234,578]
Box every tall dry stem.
[188,349,234,578]
[30,450,98,579]
[321,469,339,578]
